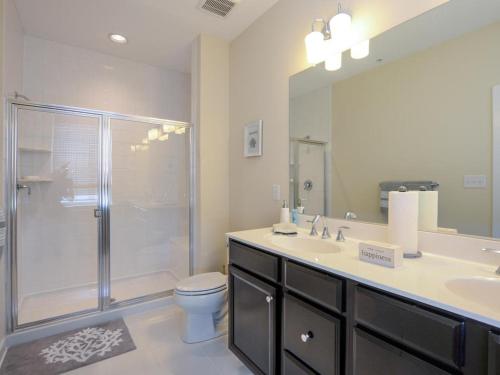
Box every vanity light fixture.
[305,2,370,71]
[109,33,128,44]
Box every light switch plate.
[272,184,281,201]
[464,175,487,189]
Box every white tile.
[64,305,249,375]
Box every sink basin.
[445,277,500,311]
[269,235,342,254]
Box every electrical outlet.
[463,175,487,189]
[272,184,281,201]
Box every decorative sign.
[359,241,403,268]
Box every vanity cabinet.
[228,239,498,375]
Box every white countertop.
[227,227,500,328]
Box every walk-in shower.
[6,100,192,331]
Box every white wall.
[229,0,448,231]
[23,36,190,122]
[191,35,230,274]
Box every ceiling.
[13,0,279,73]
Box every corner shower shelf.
[18,177,53,183]
[19,147,52,153]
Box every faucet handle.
[321,225,331,239]
[336,226,350,242]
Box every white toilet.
[174,272,228,343]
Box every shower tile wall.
[12,30,191,323]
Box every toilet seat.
[175,272,227,296]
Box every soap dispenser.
[280,200,290,223]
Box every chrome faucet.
[481,248,500,275]
[321,222,331,239]
[307,215,321,236]
[344,211,357,220]
[336,226,350,242]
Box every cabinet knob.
[265,296,273,303]
[300,331,314,343]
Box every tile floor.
[67,304,251,374]
[19,271,179,324]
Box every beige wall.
[330,21,500,236]
[229,0,447,231]
[192,35,230,273]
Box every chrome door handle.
[16,184,31,195]
[265,296,273,303]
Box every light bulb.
[329,12,352,50]
[305,31,325,64]
[175,127,186,135]
[148,128,160,141]
[163,124,176,133]
[158,133,169,141]
[351,39,370,59]
[130,145,136,152]
[324,39,342,71]
[142,138,149,145]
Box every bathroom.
[0,0,499,374]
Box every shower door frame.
[6,99,194,332]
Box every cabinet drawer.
[354,286,464,369]
[229,240,279,282]
[283,351,318,375]
[353,328,451,375]
[283,294,341,375]
[284,260,343,313]
[489,331,500,375]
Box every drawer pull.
[266,295,273,303]
[300,331,314,343]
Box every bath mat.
[0,319,136,374]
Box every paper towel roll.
[388,191,419,255]
[418,191,438,232]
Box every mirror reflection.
[289,0,500,238]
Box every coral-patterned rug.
[0,319,136,374]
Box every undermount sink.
[445,277,500,311]
[269,235,342,254]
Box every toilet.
[174,272,228,343]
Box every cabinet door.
[489,332,500,375]
[229,265,277,375]
[353,328,451,375]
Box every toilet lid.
[175,272,227,294]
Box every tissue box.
[359,241,403,268]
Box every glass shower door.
[15,107,101,325]
[109,118,190,303]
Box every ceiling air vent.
[199,0,237,18]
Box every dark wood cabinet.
[283,294,341,375]
[229,265,277,374]
[489,332,500,375]
[228,239,498,375]
[352,328,450,375]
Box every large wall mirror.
[289,0,500,239]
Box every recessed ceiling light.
[109,34,128,44]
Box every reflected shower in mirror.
[289,0,500,239]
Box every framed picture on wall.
[244,120,263,157]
